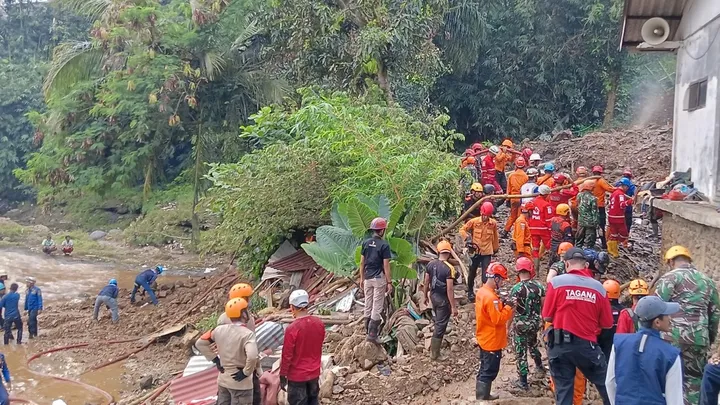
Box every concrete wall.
[661,213,720,283]
[673,1,720,201]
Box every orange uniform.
[494,151,513,172]
[474,284,513,351]
[460,218,500,256]
[592,178,615,207]
[504,169,529,232]
[537,174,556,188]
[512,213,532,257]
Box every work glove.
[231,370,248,382]
[212,356,224,373]
[280,376,288,392]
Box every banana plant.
[302,195,417,279]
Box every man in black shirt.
[360,217,392,344]
[423,240,458,361]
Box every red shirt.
[528,196,553,234]
[548,185,578,210]
[616,305,636,334]
[542,268,613,343]
[607,188,631,221]
[280,316,326,382]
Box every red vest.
[607,189,630,222]
[528,197,552,234]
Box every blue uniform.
[0,353,10,405]
[0,293,22,345]
[131,269,159,305]
[25,286,42,338]
[621,175,636,233]
[94,284,119,323]
[98,285,119,299]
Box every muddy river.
[0,248,198,404]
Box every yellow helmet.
[436,240,453,254]
[225,298,248,319]
[628,279,649,296]
[471,183,484,192]
[556,203,570,216]
[664,245,692,262]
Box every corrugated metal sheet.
[268,250,319,272]
[170,367,219,404]
[182,355,214,377]
[621,0,689,45]
[256,321,285,353]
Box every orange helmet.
[229,283,253,299]
[486,262,508,280]
[515,156,526,168]
[558,242,574,257]
[471,143,484,151]
[225,297,249,318]
[501,139,513,148]
[436,240,453,254]
[603,279,621,299]
[480,202,494,216]
[464,156,477,165]
[575,166,588,176]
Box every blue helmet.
[109,279,118,286]
[155,265,164,274]
[617,177,633,188]
[544,163,555,172]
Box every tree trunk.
[191,123,203,250]
[377,60,393,104]
[143,160,154,202]
[603,71,620,127]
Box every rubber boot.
[651,222,659,239]
[512,374,529,390]
[533,355,546,377]
[430,337,446,361]
[476,381,499,400]
[607,240,619,258]
[367,319,381,344]
[364,317,370,334]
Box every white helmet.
[489,145,500,155]
[526,168,539,177]
[538,185,552,195]
[289,289,309,308]
[529,153,541,162]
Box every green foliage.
[302,197,417,279]
[196,312,220,331]
[205,88,461,273]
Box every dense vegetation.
[1,0,674,271]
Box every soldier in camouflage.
[655,245,720,405]
[545,242,573,283]
[575,180,598,248]
[509,257,546,390]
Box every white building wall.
[673,0,720,201]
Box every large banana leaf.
[331,203,351,231]
[390,262,418,280]
[377,195,391,220]
[388,237,416,266]
[386,198,405,236]
[346,198,376,238]
[357,194,379,214]
[315,226,358,257]
[302,242,355,276]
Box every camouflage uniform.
[655,264,720,405]
[509,279,546,377]
[549,260,566,277]
[575,190,598,248]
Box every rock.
[139,375,154,390]
[346,370,369,387]
[340,327,354,337]
[89,230,107,241]
[353,341,387,370]
[184,282,197,289]
[363,359,374,370]
[319,369,335,399]
[160,284,171,291]
[332,385,345,395]
[415,319,431,329]
[180,330,201,351]
[157,290,168,299]
[429,380,440,391]
[424,338,432,351]
[4,209,21,217]
[31,224,50,235]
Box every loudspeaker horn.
[641,17,670,46]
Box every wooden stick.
[448,248,469,284]
[432,176,602,240]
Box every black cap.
[564,247,587,261]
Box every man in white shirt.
[521,168,539,204]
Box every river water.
[0,248,192,403]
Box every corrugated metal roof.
[620,0,689,46]
[182,356,214,377]
[170,367,219,404]
[268,250,320,272]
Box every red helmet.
[522,147,533,159]
[516,257,535,279]
[480,201,494,216]
[522,201,535,211]
[514,156,526,168]
[369,217,388,230]
[592,165,604,174]
[464,148,474,157]
[471,143,484,151]
[575,166,588,176]
[623,169,633,178]
[553,173,567,184]
[486,262,508,279]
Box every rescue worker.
[521,148,533,167]
[702,353,720,405]
[606,178,633,258]
[93,279,119,323]
[537,163,556,187]
[495,140,516,196]
[606,296,683,405]
[359,217,392,344]
[620,169,636,233]
[279,290,325,405]
[422,241,458,361]
[475,263,513,400]
[24,277,42,339]
[591,165,615,249]
[601,279,624,360]
[546,242,574,283]
[481,146,503,193]
[529,153,542,170]
[583,248,611,278]
[0,283,5,329]
[542,247,613,405]
[0,352,10,405]
[464,183,486,219]
[616,278,648,334]
[521,168,539,204]
[509,257,545,390]
[503,156,529,237]
[570,167,589,232]
[471,142,487,156]
[549,204,573,267]
[196,298,258,405]
[655,246,720,405]
[575,180,598,248]
[130,265,164,306]
[460,202,499,301]
[528,185,553,270]
[548,173,578,212]
[0,284,21,345]
[511,202,533,258]
[460,155,479,194]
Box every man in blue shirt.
[605,295,683,405]
[94,279,119,323]
[130,265,164,306]
[0,284,22,345]
[0,352,11,404]
[24,277,42,339]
